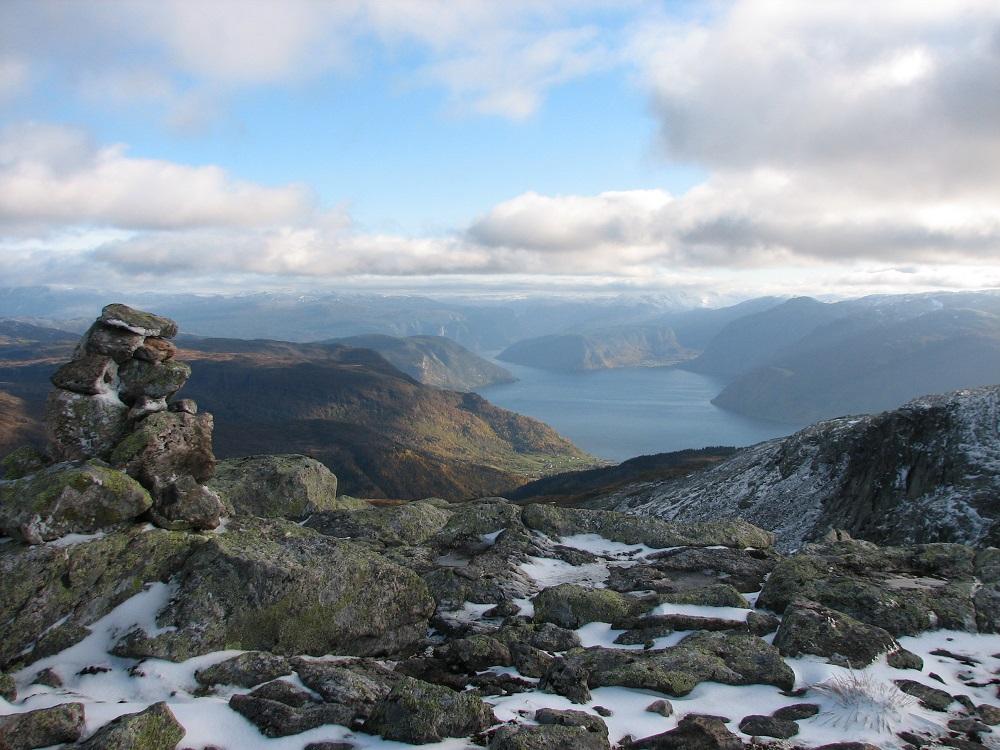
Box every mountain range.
[0,323,594,499]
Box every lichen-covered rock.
[99,304,179,338]
[0,525,197,668]
[77,701,183,749]
[658,583,748,608]
[306,500,451,545]
[629,714,743,749]
[366,675,495,744]
[147,474,222,531]
[0,702,85,749]
[79,322,145,363]
[772,600,899,666]
[758,543,979,635]
[110,517,434,661]
[490,710,610,750]
[51,354,118,396]
[293,657,401,718]
[433,498,523,549]
[521,504,773,549]
[0,671,15,701]
[46,389,129,461]
[133,337,176,363]
[738,714,798,739]
[208,454,352,520]
[495,621,582,653]
[194,652,292,689]
[772,704,819,721]
[434,635,513,673]
[541,631,794,702]
[0,445,49,480]
[112,411,215,485]
[0,460,152,543]
[532,584,648,629]
[118,359,191,402]
[893,679,953,711]
[229,691,350,738]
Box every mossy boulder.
[0,460,152,543]
[533,584,649,629]
[305,500,451,545]
[0,702,85,748]
[208,454,355,520]
[118,359,191,402]
[194,651,292,689]
[490,720,610,750]
[0,445,49,480]
[0,525,197,668]
[541,631,794,702]
[110,517,435,661]
[366,675,495,744]
[78,701,184,749]
[0,671,15,701]
[658,583,749,608]
[521,504,773,549]
[433,498,523,549]
[111,411,216,487]
[772,600,899,666]
[758,543,980,635]
[99,303,178,338]
[45,389,129,462]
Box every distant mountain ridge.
[605,384,1000,550]
[0,325,596,498]
[682,291,1000,424]
[497,325,693,371]
[331,334,515,390]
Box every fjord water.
[477,361,795,462]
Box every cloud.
[0,0,626,121]
[0,56,28,99]
[0,123,313,230]
[630,1,1000,195]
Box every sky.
[1,0,999,301]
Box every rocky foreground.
[1,306,999,750]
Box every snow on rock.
[608,385,1000,550]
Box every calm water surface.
[477,362,795,462]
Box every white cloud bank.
[1,1,999,297]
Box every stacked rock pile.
[43,303,223,531]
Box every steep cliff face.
[608,385,1000,549]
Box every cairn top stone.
[99,304,179,339]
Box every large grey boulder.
[77,701,184,749]
[99,303,179,338]
[0,703,86,749]
[109,411,222,530]
[541,631,794,702]
[522,504,774,549]
[208,454,351,520]
[366,675,495,744]
[45,388,129,461]
[110,517,435,661]
[758,540,980,635]
[773,599,899,666]
[0,525,197,668]
[0,460,151,543]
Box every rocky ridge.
[0,305,998,750]
[605,385,1000,550]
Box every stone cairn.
[45,303,223,530]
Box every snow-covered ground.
[3,531,998,749]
